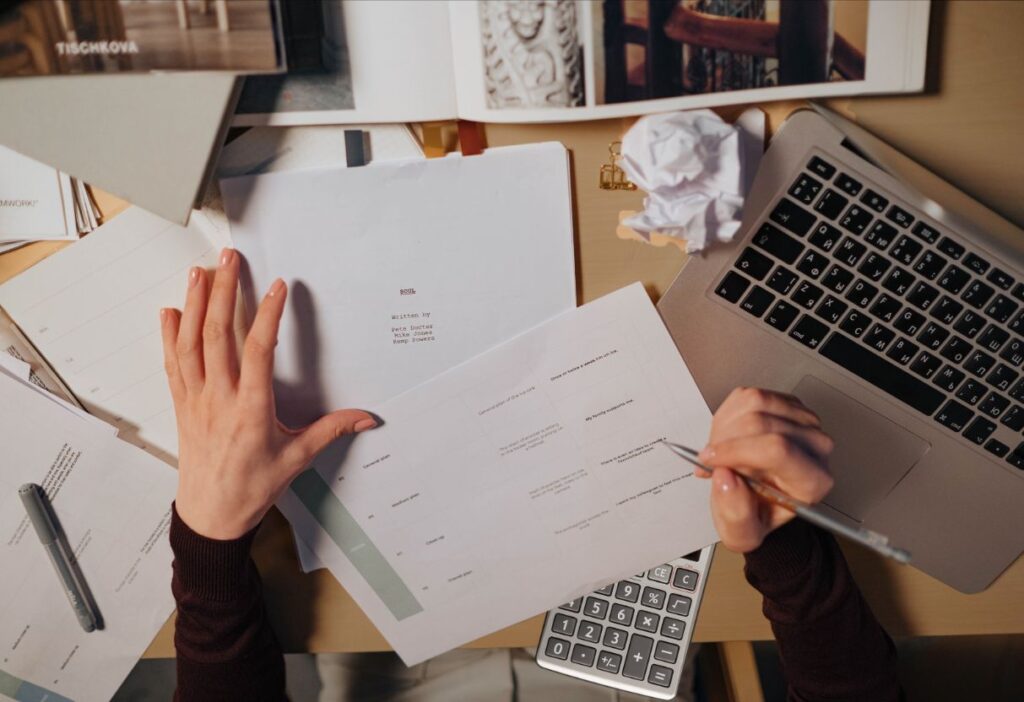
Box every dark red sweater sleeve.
[743,520,902,702]
[169,504,286,702]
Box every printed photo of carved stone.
[480,0,585,109]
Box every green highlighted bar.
[0,668,74,702]
[291,469,423,621]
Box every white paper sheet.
[0,372,177,702]
[0,207,229,464]
[278,283,716,664]
[0,145,78,242]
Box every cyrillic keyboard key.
[937,236,964,258]
[861,189,888,213]
[807,156,836,179]
[819,333,945,415]
[835,173,862,196]
[907,281,940,311]
[938,265,970,294]
[893,308,925,335]
[911,351,940,380]
[890,236,923,266]
[957,379,987,406]
[797,250,829,279]
[769,199,816,237]
[866,324,896,353]
[963,252,990,276]
[809,223,842,252]
[917,322,949,350]
[913,222,941,244]
[839,206,872,236]
[816,295,848,324]
[839,310,871,338]
[913,251,947,280]
[845,278,878,308]
[963,417,996,445]
[815,189,848,220]
[979,392,1010,419]
[792,281,824,309]
[735,247,774,280]
[962,280,995,309]
[1007,444,1024,470]
[835,238,867,267]
[740,286,776,317]
[979,325,1010,353]
[788,173,822,204]
[765,301,799,332]
[865,221,897,250]
[886,337,919,366]
[987,268,1014,291]
[1000,405,1024,431]
[985,439,1009,458]
[753,223,804,263]
[767,266,799,295]
[822,264,854,293]
[985,294,1018,324]
[714,271,750,303]
[790,315,829,349]
[964,350,996,378]
[933,365,965,393]
[953,310,984,338]
[886,205,914,228]
[935,400,973,432]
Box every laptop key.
[839,310,871,338]
[953,310,985,338]
[846,278,878,308]
[819,333,945,414]
[767,266,799,295]
[622,635,654,679]
[940,336,972,364]
[917,322,950,350]
[839,206,873,236]
[1013,283,1024,304]
[963,417,996,445]
[913,251,947,281]
[999,338,1024,366]
[936,236,964,258]
[765,301,800,332]
[715,271,750,303]
[1000,405,1024,431]
[1007,443,1024,470]
[797,250,829,279]
[886,205,914,228]
[571,644,597,667]
[912,222,941,244]
[933,365,965,393]
[753,223,804,263]
[866,324,896,353]
[822,264,855,293]
[985,294,1018,324]
[836,238,867,267]
[978,325,1010,353]
[990,364,1022,393]
[865,221,897,250]
[907,282,940,311]
[734,247,774,280]
[988,268,1015,291]
[985,439,1009,458]
[935,400,973,432]
[869,293,901,322]
[788,173,822,204]
[964,350,996,378]
[792,281,824,309]
[808,156,836,179]
[931,296,964,325]
[740,286,776,318]
[938,265,971,294]
[835,173,862,196]
[979,393,1010,419]
[809,223,843,252]
[887,337,918,365]
[957,379,987,406]
[963,252,990,276]
[861,189,889,213]
[790,315,829,349]
[890,236,923,266]
[815,190,848,220]
[882,267,915,296]
[769,199,816,237]
[816,295,848,324]
[910,351,942,380]
[858,252,892,282]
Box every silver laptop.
[658,106,1024,593]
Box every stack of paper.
[0,145,101,254]
[0,358,177,702]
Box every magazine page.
[234,0,458,126]
[449,0,930,123]
[0,0,284,76]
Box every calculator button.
[551,613,577,636]
[595,584,613,596]
[647,564,672,583]
[577,620,602,643]
[672,569,699,591]
[602,626,628,650]
[666,593,692,617]
[660,617,686,640]
[641,587,666,609]
[615,581,640,603]
[559,599,582,613]
[635,611,660,633]
[609,603,635,626]
[584,596,609,620]
[648,665,674,688]
[596,651,622,674]
[545,637,570,660]
[570,643,596,667]
[622,634,654,680]
[654,640,680,664]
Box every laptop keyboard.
[714,154,1024,471]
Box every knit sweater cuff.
[170,503,260,602]
[742,519,820,594]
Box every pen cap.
[18,483,59,546]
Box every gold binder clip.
[599,142,637,191]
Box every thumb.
[294,409,377,463]
[710,468,766,553]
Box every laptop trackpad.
[792,376,931,522]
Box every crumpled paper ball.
[620,108,764,253]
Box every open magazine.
[234,0,930,126]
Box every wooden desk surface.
[0,0,1020,660]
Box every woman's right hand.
[695,387,835,553]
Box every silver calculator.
[535,546,714,699]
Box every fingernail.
[159,308,169,322]
[698,445,715,462]
[715,468,736,492]
[188,267,200,287]
[354,418,377,432]
[220,248,234,267]
[268,278,285,298]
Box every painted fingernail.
[715,468,736,492]
[354,418,377,432]
[267,278,285,298]
[220,248,234,266]
[698,445,715,462]
[188,267,201,287]
[160,308,170,322]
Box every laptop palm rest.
[792,376,931,522]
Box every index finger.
[714,387,821,428]
[239,278,286,401]
[701,432,835,504]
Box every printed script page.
[279,283,718,664]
